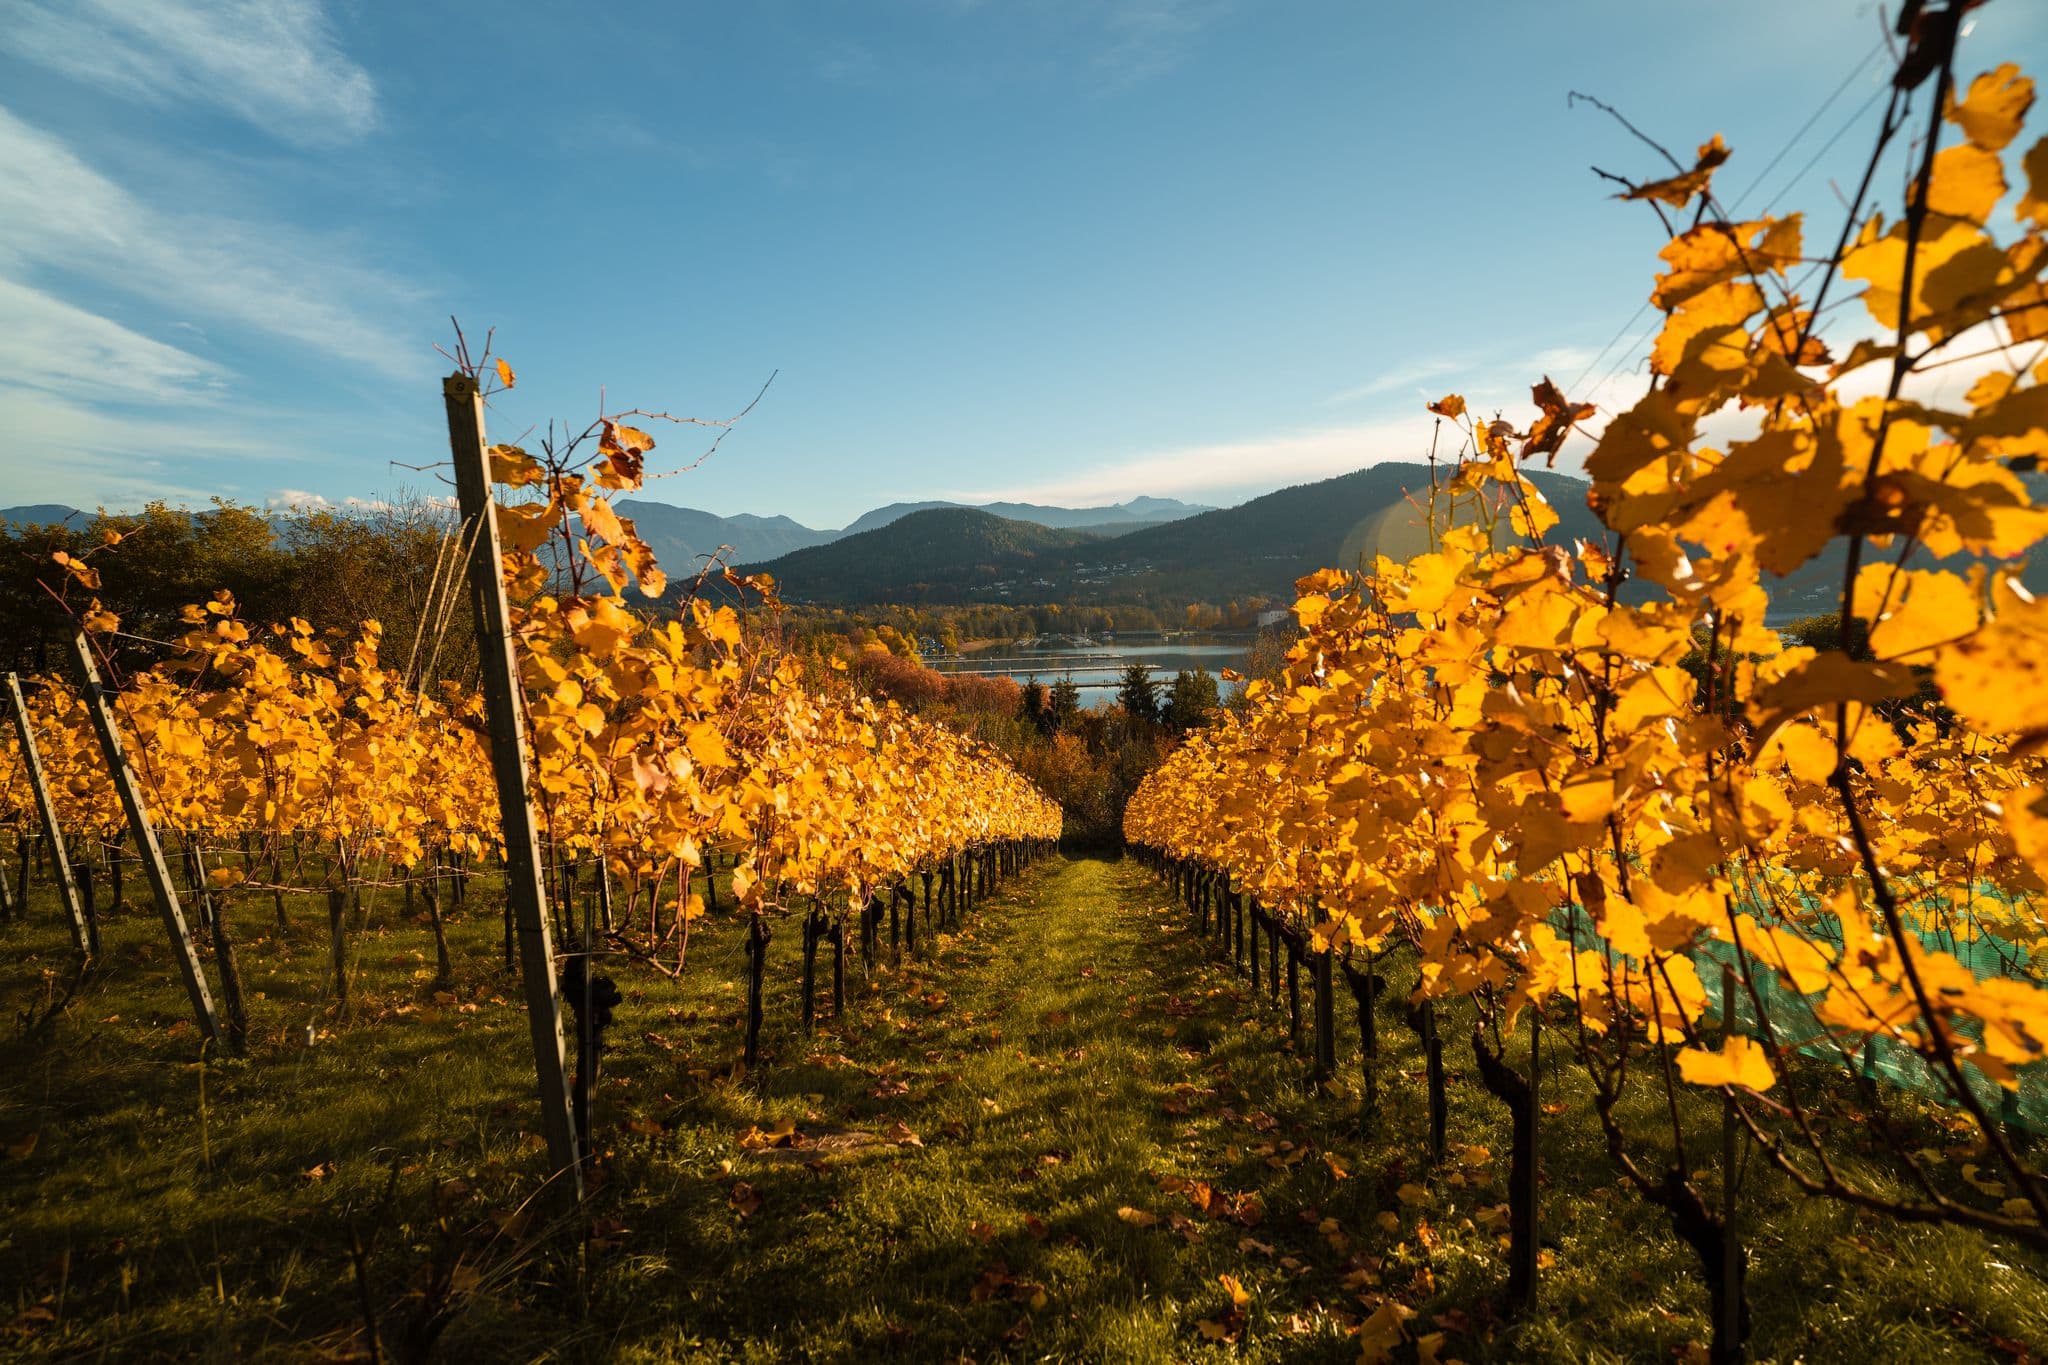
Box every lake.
[931,640,1251,708]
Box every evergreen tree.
[1163,668,1220,732]
[1116,662,1160,725]
[1048,674,1083,732]
[1020,677,1050,734]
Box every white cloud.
[1325,355,1472,406]
[0,276,229,403]
[953,344,1644,508]
[0,106,422,375]
[955,317,2042,515]
[266,490,459,514]
[0,0,377,145]
[0,383,265,507]
[1326,347,1599,408]
[950,413,1439,507]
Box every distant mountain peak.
[1117,495,1210,517]
[837,495,1213,538]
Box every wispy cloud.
[0,383,275,507]
[0,277,230,403]
[952,340,1652,508]
[1325,346,1602,409]
[0,0,377,146]
[1094,0,1230,87]
[1324,354,1472,406]
[0,106,423,375]
[948,413,1439,507]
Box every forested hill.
[737,508,1104,603]
[837,496,1213,536]
[1089,463,1606,598]
[744,463,1606,607]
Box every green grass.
[2,853,2045,1361]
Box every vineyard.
[4,4,2048,1362]
[1124,19,2048,1364]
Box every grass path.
[5,853,2045,1361]
[606,852,1379,1362]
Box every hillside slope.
[1082,463,1606,601]
[0,504,86,528]
[738,508,1102,603]
[838,496,1213,537]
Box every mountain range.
[737,462,2048,611]
[0,495,1214,575]
[614,494,1211,573]
[735,463,1606,606]
[19,467,2038,614]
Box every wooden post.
[1719,961,1747,1362]
[801,906,820,1031]
[328,886,350,1012]
[1344,960,1380,1127]
[191,850,250,1055]
[69,634,221,1042]
[1312,908,1336,1081]
[1513,1006,1540,1312]
[745,913,769,1067]
[1286,934,1303,1044]
[6,673,92,954]
[1268,910,1282,1001]
[445,372,583,1201]
[1236,896,1253,994]
[831,918,845,1017]
[1422,999,1448,1165]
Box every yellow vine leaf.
[1923,143,2007,226]
[487,445,543,488]
[1947,64,2035,152]
[1676,1035,1775,1091]
[1857,565,1980,660]
[1933,583,2048,745]
[2021,136,2048,226]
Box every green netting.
[1550,902,2048,1134]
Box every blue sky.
[1,0,2043,527]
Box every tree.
[851,643,945,708]
[275,493,473,686]
[1048,675,1082,732]
[1116,662,1159,725]
[2,500,298,677]
[945,673,1021,717]
[1163,668,1220,732]
[1020,677,1050,733]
